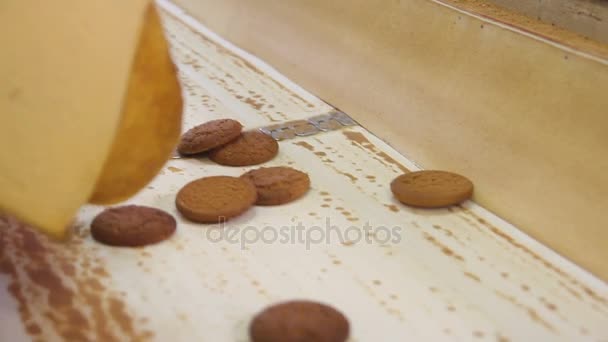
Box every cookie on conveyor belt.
[90,205,176,247]
[250,300,350,342]
[177,119,243,155]
[209,131,279,166]
[241,166,310,205]
[390,170,473,208]
[175,176,257,223]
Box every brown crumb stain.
[447,305,456,312]
[473,331,485,338]
[332,260,342,265]
[521,284,530,292]
[386,308,403,320]
[463,272,481,282]
[0,215,150,341]
[168,17,298,119]
[320,191,330,196]
[140,330,155,340]
[462,208,608,307]
[92,267,110,278]
[497,334,511,342]
[539,297,558,311]
[432,225,454,238]
[373,280,382,286]
[342,131,409,173]
[423,232,465,262]
[244,97,264,110]
[321,204,330,208]
[384,204,400,213]
[83,294,116,341]
[494,290,555,332]
[314,151,327,157]
[559,281,583,299]
[334,168,358,183]
[341,240,355,246]
[108,298,138,337]
[501,272,509,279]
[86,278,105,292]
[293,141,315,151]
[167,166,182,173]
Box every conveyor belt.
[0,1,607,341]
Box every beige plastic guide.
[172,0,608,281]
[0,1,183,238]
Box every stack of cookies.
[177,118,279,166]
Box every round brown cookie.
[390,170,473,208]
[241,167,310,205]
[209,131,279,166]
[90,205,176,247]
[175,176,257,223]
[177,119,243,155]
[250,300,350,342]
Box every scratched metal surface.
[1,1,607,341]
